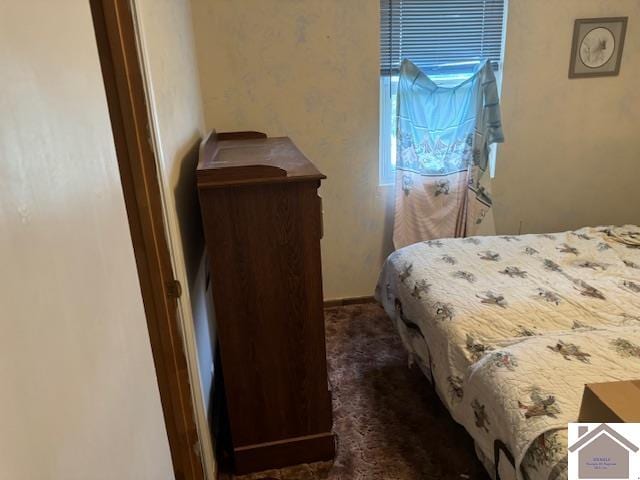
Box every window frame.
[378,75,396,187]
[378,1,509,186]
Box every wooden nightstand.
[579,380,640,422]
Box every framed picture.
[569,17,628,78]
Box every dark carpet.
[233,303,489,480]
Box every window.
[379,0,507,185]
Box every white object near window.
[379,0,508,185]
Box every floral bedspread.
[375,225,640,480]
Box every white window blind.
[380,0,506,75]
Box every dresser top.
[197,133,325,188]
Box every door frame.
[89,2,204,479]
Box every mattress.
[375,225,640,480]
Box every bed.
[375,225,640,480]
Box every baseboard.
[323,296,376,308]
[233,432,335,475]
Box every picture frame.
[569,17,628,78]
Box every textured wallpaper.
[190,0,640,299]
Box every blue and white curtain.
[393,59,504,249]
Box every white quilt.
[375,225,640,480]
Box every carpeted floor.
[233,303,489,480]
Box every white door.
[0,2,174,479]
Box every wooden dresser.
[196,131,334,474]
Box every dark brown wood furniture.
[196,131,334,474]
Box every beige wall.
[191,0,386,300]
[191,0,640,299]
[494,0,640,234]
[134,0,216,477]
[0,2,173,479]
